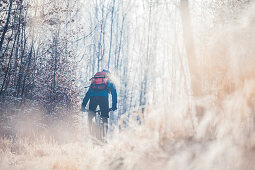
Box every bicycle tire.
[87,110,109,142]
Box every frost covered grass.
[0,136,102,170]
[0,92,255,170]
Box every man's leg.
[98,96,109,118]
[98,97,109,137]
[88,97,97,135]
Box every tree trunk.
[180,0,200,96]
[107,0,115,70]
[0,0,13,53]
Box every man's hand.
[81,106,86,112]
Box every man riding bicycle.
[81,69,117,137]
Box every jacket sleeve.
[82,87,92,108]
[108,81,117,107]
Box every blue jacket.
[82,80,117,108]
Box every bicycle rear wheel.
[99,118,108,142]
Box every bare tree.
[180,0,200,96]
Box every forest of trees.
[0,0,252,116]
[0,0,81,114]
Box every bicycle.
[86,108,112,142]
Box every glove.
[112,103,117,111]
[80,106,86,112]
